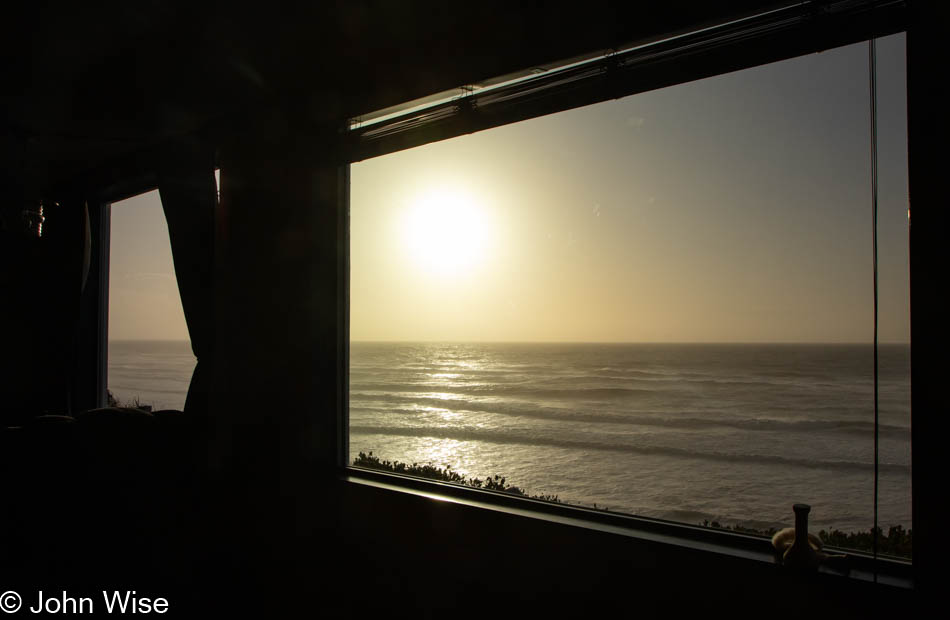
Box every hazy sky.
[108,35,908,344]
[351,34,908,343]
[109,190,189,340]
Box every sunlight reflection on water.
[349,342,912,533]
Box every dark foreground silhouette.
[353,451,912,559]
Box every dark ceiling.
[2,1,784,199]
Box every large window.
[349,33,909,558]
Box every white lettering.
[29,591,94,614]
[100,591,167,614]
[102,590,131,614]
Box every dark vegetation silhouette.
[355,451,911,558]
[106,389,153,412]
[353,451,560,502]
[703,520,912,559]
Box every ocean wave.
[349,424,910,474]
[349,394,910,437]
[350,375,876,400]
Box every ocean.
[349,342,911,534]
[108,340,196,412]
[109,340,911,533]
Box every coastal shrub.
[352,452,559,502]
[701,519,912,559]
[816,524,912,559]
[105,390,153,412]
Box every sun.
[402,185,491,276]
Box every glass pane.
[108,190,195,412]
[873,33,911,559]
[350,35,910,558]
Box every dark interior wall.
[0,197,106,420]
[334,480,913,618]
[194,137,346,616]
[212,138,345,469]
[907,0,950,599]
[0,199,88,421]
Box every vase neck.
[793,503,811,540]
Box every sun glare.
[403,186,490,276]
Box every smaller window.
[107,190,195,412]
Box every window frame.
[339,0,914,586]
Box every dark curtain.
[157,146,216,415]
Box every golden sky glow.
[109,191,189,341]
[350,35,909,344]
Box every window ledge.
[341,466,913,590]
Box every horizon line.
[354,339,913,345]
[109,338,912,345]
